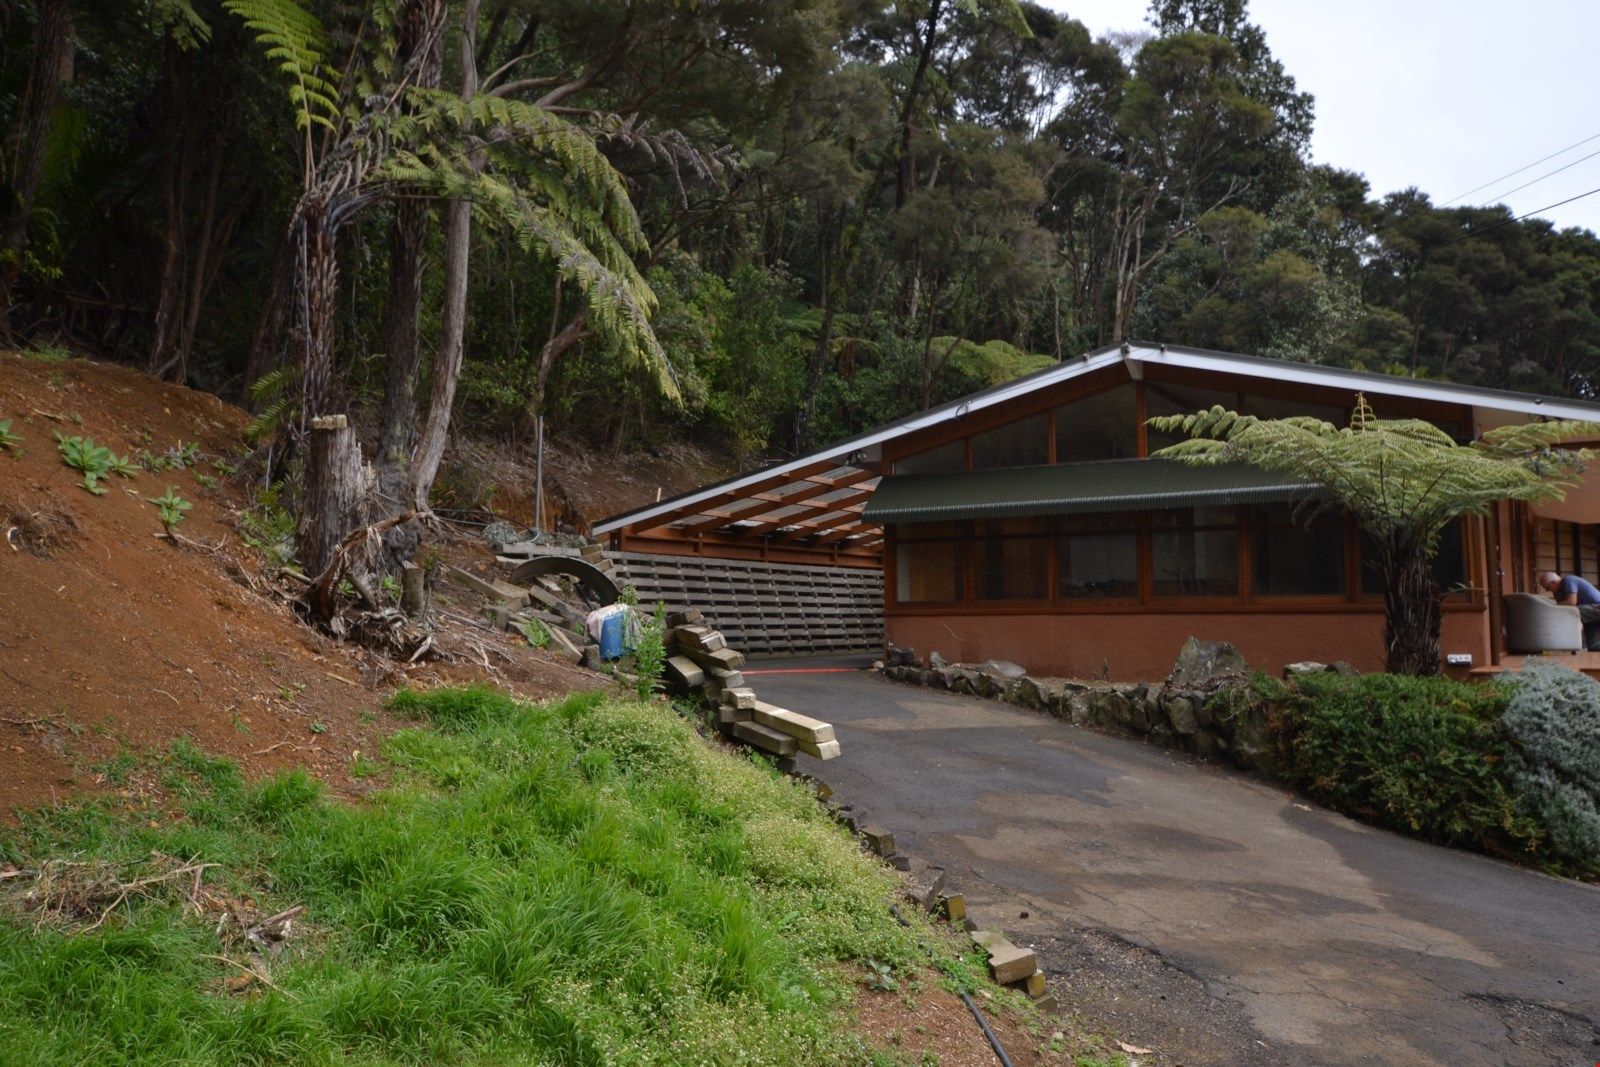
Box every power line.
[1473,145,1600,207]
[1441,129,1600,206]
[1421,183,1600,255]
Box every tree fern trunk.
[1380,531,1442,676]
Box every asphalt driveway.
[747,658,1600,1067]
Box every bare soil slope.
[0,352,589,817]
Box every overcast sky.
[1038,0,1600,233]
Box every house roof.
[594,342,1600,554]
[864,459,1315,523]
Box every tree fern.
[1151,393,1600,674]
[223,0,341,133]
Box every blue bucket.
[598,611,626,661]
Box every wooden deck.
[1467,651,1600,679]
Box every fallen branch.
[307,510,427,621]
[202,954,298,999]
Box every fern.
[223,0,340,133]
[246,365,298,441]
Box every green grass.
[0,687,934,1065]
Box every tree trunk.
[296,203,340,423]
[1379,530,1443,676]
[374,0,446,501]
[147,37,193,380]
[299,414,366,588]
[375,196,429,499]
[240,229,296,401]
[1,0,74,315]
[408,0,481,512]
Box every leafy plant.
[244,366,297,442]
[380,574,403,601]
[865,959,898,992]
[632,601,669,700]
[193,472,217,490]
[240,484,296,567]
[0,419,21,453]
[55,433,114,494]
[148,486,193,530]
[1500,663,1600,875]
[512,616,550,649]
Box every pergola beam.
[627,459,839,533]
[678,469,877,536]
[728,489,876,537]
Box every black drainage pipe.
[887,904,1014,1067]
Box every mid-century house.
[595,342,1600,681]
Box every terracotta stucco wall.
[885,608,1491,682]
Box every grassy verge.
[0,687,953,1064]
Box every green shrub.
[1500,663,1600,875]
[1225,672,1546,862]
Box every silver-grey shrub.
[1502,662,1600,872]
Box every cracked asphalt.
[749,658,1600,1067]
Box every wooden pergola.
[595,459,885,567]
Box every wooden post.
[299,415,365,579]
[400,561,426,616]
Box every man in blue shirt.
[1540,570,1600,649]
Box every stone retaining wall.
[879,638,1301,778]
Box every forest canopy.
[4,0,1600,479]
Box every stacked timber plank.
[663,609,841,761]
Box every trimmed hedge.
[1211,669,1598,878]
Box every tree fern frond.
[224,0,341,133]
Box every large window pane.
[1359,521,1467,596]
[975,530,1048,600]
[1059,527,1138,599]
[896,540,965,602]
[897,439,965,475]
[1253,505,1345,596]
[1145,383,1238,452]
[970,413,1048,470]
[1055,385,1138,462]
[1152,507,1238,596]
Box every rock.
[979,659,1027,680]
[1327,660,1360,677]
[929,650,948,669]
[861,827,896,857]
[949,669,979,696]
[903,867,948,911]
[1021,971,1047,998]
[938,889,966,922]
[886,644,919,668]
[1283,660,1327,678]
[581,645,603,671]
[1013,676,1045,710]
[1166,637,1250,689]
[481,520,520,550]
[871,660,885,672]
[1161,693,1200,735]
[1147,722,1176,749]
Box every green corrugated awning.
[864,459,1317,523]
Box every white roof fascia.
[1130,344,1600,422]
[593,347,1127,535]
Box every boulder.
[1161,692,1201,735]
[1327,660,1360,677]
[979,659,1028,681]
[1013,676,1046,710]
[1283,661,1327,678]
[928,650,948,669]
[1167,637,1249,689]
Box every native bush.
[1216,672,1549,862]
[1499,663,1600,875]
